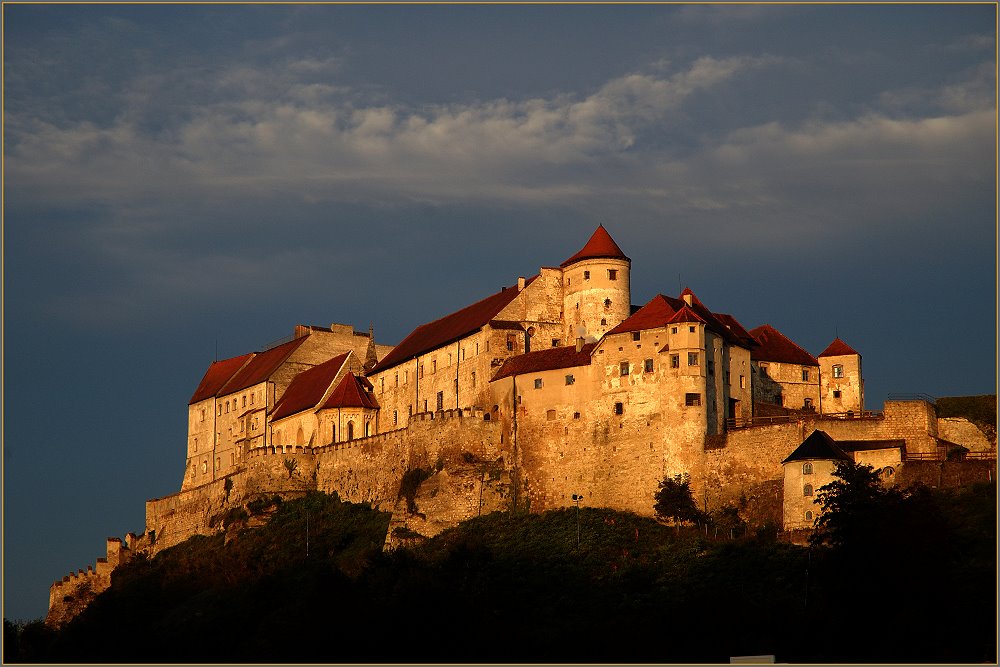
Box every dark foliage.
[397,467,432,513]
[6,484,995,664]
[653,473,703,524]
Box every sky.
[2,3,996,622]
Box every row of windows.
[566,268,619,286]
[759,363,843,380]
[216,391,259,416]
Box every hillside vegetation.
[6,480,996,664]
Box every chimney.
[576,337,585,353]
[517,276,526,291]
[682,293,693,307]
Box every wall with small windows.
[751,360,821,412]
[561,257,631,343]
[782,457,840,530]
[819,352,864,413]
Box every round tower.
[561,225,631,342]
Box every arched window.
[296,426,305,445]
[365,422,371,437]
[805,510,813,521]
[803,484,813,497]
[802,462,813,475]
[347,422,354,441]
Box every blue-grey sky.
[3,4,996,621]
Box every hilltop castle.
[47,226,996,626]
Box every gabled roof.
[189,353,254,405]
[782,430,852,464]
[606,290,751,349]
[271,353,351,421]
[218,336,309,396]
[750,324,819,366]
[560,225,630,268]
[667,304,706,325]
[371,279,536,373]
[492,343,597,382]
[322,372,380,409]
[819,337,859,358]
[606,294,683,335]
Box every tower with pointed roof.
[560,224,632,343]
[818,337,863,414]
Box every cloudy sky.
[3,4,995,621]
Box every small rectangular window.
[573,412,581,419]
[632,332,641,341]
[436,391,443,411]
[833,390,842,398]
[584,270,591,280]
[689,325,696,333]
[395,373,399,388]
[404,370,408,384]
[242,395,247,407]
[833,364,844,378]
[670,354,680,369]
[802,368,810,381]
[685,393,701,406]
[671,327,678,334]
[620,361,630,376]
[740,374,746,389]
[688,352,699,366]
[393,411,398,426]
[432,360,437,374]
[552,338,560,347]
[546,409,556,421]
[565,374,575,385]
[644,359,654,373]
[608,269,618,280]
[471,371,476,387]
[420,365,424,378]
[534,378,543,389]
[613,402,624,415]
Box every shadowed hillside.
[5,483,996,664]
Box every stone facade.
[47,226,996,627]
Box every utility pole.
[572,494,583,548]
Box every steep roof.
[606,294,683,335]
[560,225,630,268]
[782,430,852,464]
[372,280,535,373]
[271,353,350,421]
[667,304,706,325]
[218,336,309,396]
[750,324,819,366]
[189,353,254,404]
[492,343,597,382]
[321,372,380,409]
[607,291,751,349]
[819,337,860,357]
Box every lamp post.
[572,493,583,548]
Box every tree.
[283,458,298,479]
[653,473,702,525]
[809,459,898,549]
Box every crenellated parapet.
[46,537,135,628]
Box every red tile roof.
[606,294,683,335]
[492,343,597,381]
[819,337,859,357]
[218,336,309,396]
[560,225,630,268]
[271,353,350,421]
[667,305,706,325]
[371,279,536,373]
[188,354,254,405]
[750,324,819,366]
[322,372,380,409]
[607,291,752,349]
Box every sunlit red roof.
[219,336,309,396]
[782,430,852,463]
[606,295,683,335]
[667,305,706,325]
[322,372,380,409]
[560,225,630,268]
[188,354,253,404]
[819,337,859,357]
[271,353,350,421]
[492,343,596,381]
[750,324,819,366]
[372,279,536,373]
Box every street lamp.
[572,493,584,548]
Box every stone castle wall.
[46,538,131,627]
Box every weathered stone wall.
[46,538,131,628]
[937,417,995,452]
[561,257,631,342]
[819,353,864,413]
[705,422,808,509]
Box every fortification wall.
[810,401,938,453]
[705,422,807,509]
[46,538,131,627]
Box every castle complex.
[47,226,996,626]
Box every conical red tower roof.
[819,337,859,357]
[560,225,630,267]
